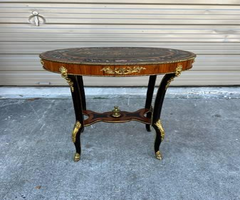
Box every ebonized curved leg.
[145,75,157,132]
[152,120,165,160]
[152,124,162,160]
[69,75,85,162]
[152,73,176,160]
[76,76,86,110]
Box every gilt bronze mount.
[59,66,74,92]
[101,66,146,75]
[112,106,121,118]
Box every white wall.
[0,1,239,86]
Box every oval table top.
[40,47,196,76]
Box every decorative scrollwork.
[175,65,183,77]
[111,106,121,118]
[155,119,165,141]
[165,64,183,89]
[155,150,162,160]
[40,59,44,66]
[59,66,74,92]
[72,121,81,143]
[74,153,81,162]
[101,66,146,75]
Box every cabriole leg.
[76,76,86,111]
[152,73,176,160]
[145,75,157,132]
[68,75,85,162]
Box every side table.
[40,47,196,162]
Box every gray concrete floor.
[0,95,240,200]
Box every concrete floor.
[0,94,240,200]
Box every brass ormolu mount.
[155,151,162,160]
[165,64,183,90]
[111,106,121,118]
